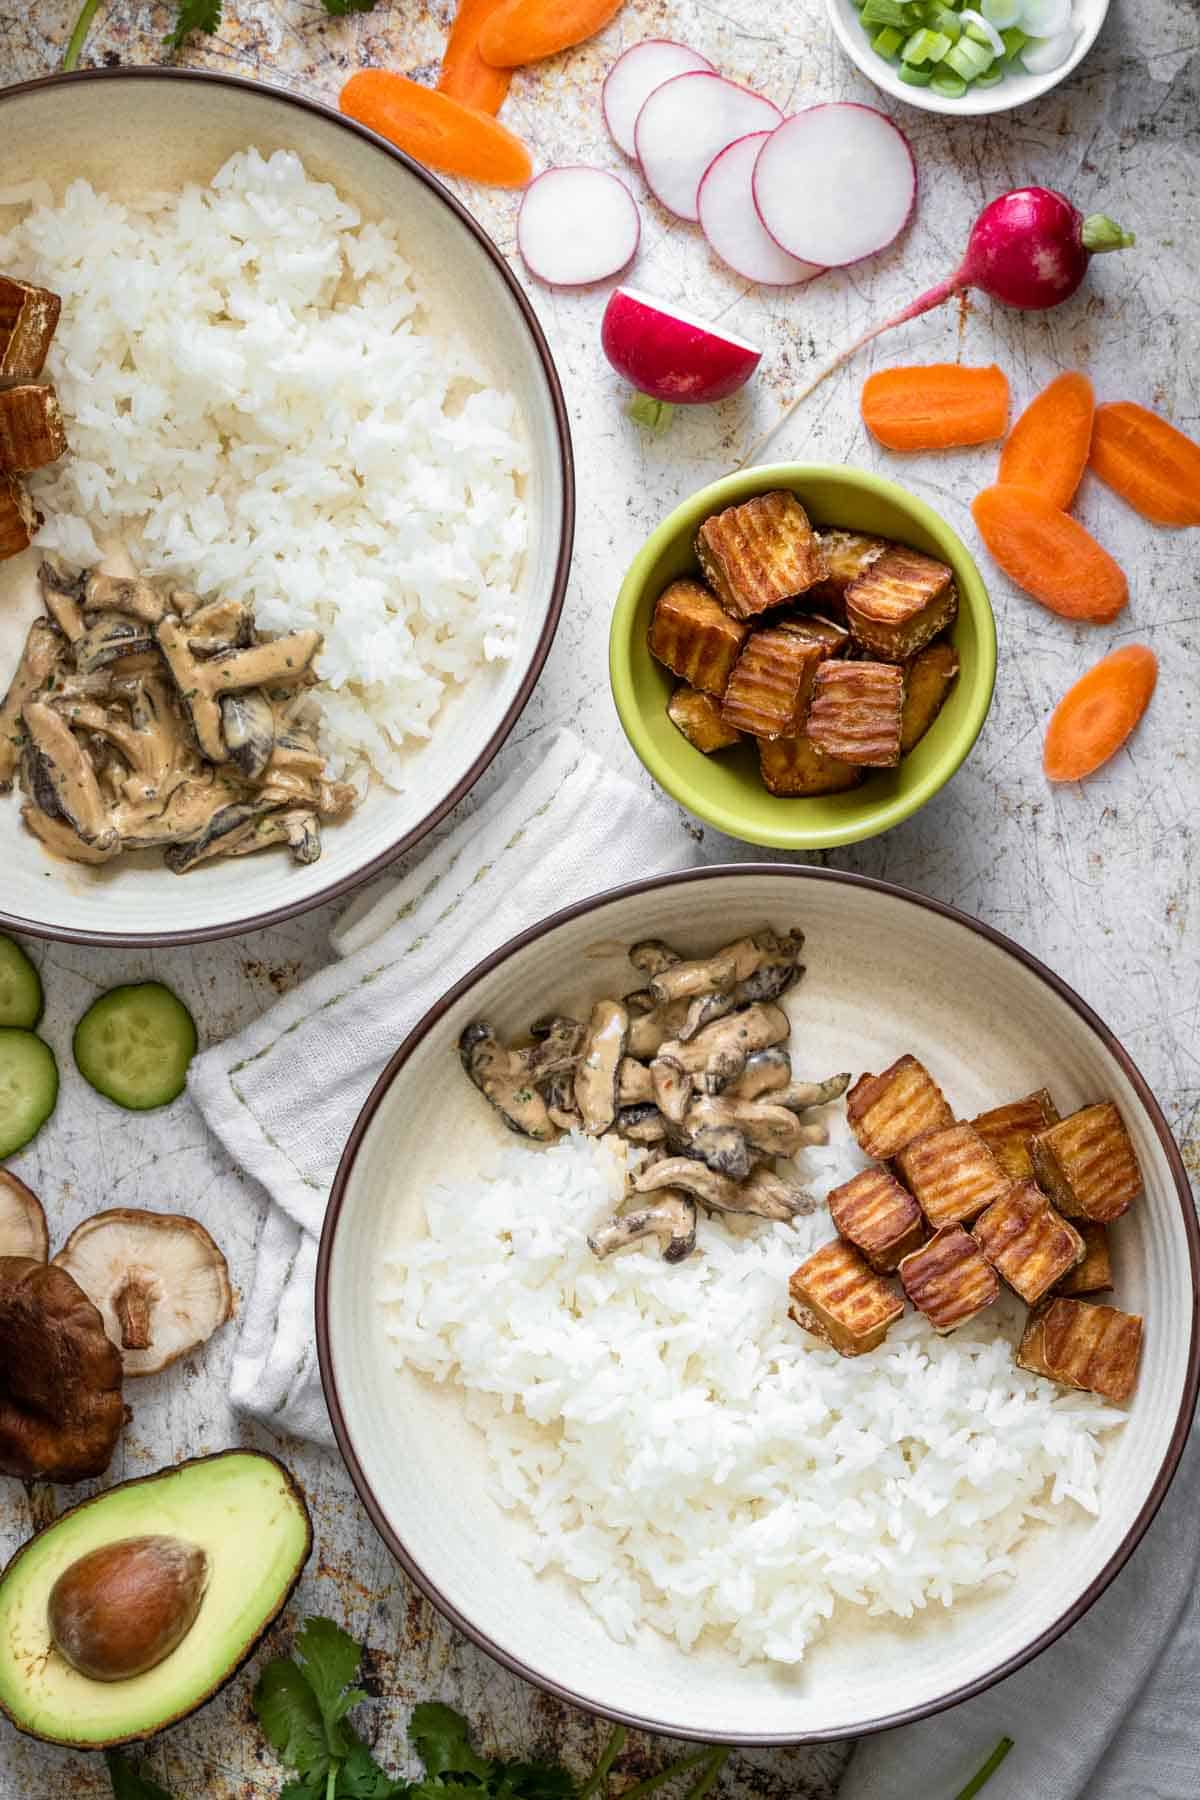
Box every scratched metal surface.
[1,0,1198,1794]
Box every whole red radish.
[746,186,1133,462]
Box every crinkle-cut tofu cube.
[899,641,960,753]
[720,630,823,739]
[1056,1221,1114,1297]
[896,1122,1013,1228]
[0,382,68,473]
[0,473,42,561]
[845,546,958,663]
[648,578,747,696]
[695,490,826,621]
[788,1238,903,1356]
[776,613,851,657]
[846,1055,954,1159]
[757,733,863,797]
[971,1179,1084,1305]
[667,685,742,753]
[970,1088,1060,1182]
[899,1224,999,1333]
[827,1166,926,1272]
[1016,1297,1142,1402]
[805,660,904,767]
[1029,1101,1142,1222]
[806,529,889,620]
[0,274,61,379]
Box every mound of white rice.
[383,1135,1125,1666]
[0,148,529,788]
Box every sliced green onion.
[973,64,1004,82]
[1000,22,1030,53]
[945,34,994,75]
[980,0,1021,22]
[961,7,1006,51]
[902,26,950,61]
[871,24,906,55]
[927,6,963,37]
[930,69,968,94]
[860,0,912,27]
[898,60,935,80]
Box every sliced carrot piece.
[971,484,1127,623]
[998,370,1094,511]
[340,71,531,188]
[1043,645,1157,781]
[860,364,1009,452]
[1089,401,1200,527]
[478,0,625,69]
[438,0,512,115]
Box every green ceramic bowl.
[609,464,996,850]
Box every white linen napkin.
[188,728,707,1441]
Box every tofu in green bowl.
[609,465,995,849]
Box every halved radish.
[635,72,781,223]
[517,167,640,287]
[698,134,824,288]
[602,40,714,161]
[601,285,762,403]
[753,105,916,270]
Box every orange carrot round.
[998,370,1094,510]
[1043,645,1157,781]
[1089,401,1200,527]
[340,71,531,188]
[971,484,1127,622]
[478,0,625,68]
[861,363,1009,451]
[438,0,513,115]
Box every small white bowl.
[0,70,572,946]
[319,866,1198,1743]
[826,0,1110,117]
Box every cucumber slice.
[0,1029,58,1156]
[74,982,198,1111]
[0,935,43,1030]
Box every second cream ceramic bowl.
[609,465,995,850]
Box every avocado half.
[0,1448,311,1748]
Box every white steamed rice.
[383,1133,1125,1666]
[0,148,529,789]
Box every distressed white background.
[1,0,1197,1794]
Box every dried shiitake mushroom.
[0,1256,125,1482]
[0,1171,48,1260]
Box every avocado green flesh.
[0,1451,310,1747]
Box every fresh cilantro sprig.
[63,0,381,73]
[165,0,223,51]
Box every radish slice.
[517,167,641,287]
[635,72,782,223]
[753,105,916,270]
[698,135,824,287]
[1021,26,1078,72]
[602,40,714,161]
[601,286,762,403]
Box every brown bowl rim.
[0,66,574,948]
[317,862,1200,1745]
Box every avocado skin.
[0,1448,312,1748]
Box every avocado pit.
[48,1534,209,1681]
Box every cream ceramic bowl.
[319,866,1198,1743]
[0,70,572,945]
[827,0,1110,117]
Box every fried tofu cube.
[827,1166,926,1272]
[0,274,61,379]
[1029,1102,1142,1222]
[896,1123,1013,1228]
[900,641,960,753]
[1017,1298,1142,1402]
[1057,1221,1114,1297]
[0,383,68,473]
[845,546,958,663]
[0,474,42,562]
[777,614,851,656]
[648,578,747,696]
[971,1179,1084,1305]
[805,660,904,767]
[667,686,741,753]
[788,1238,904,1356]
[847,1055,955,1159]
[970,1088,1060,1182]
[720,630,823,739]
[695,491,826,620]
[899,1224,999,1333]
[757,733,863,796]
[806,529,889,620]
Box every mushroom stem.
[113,1278,153,1351]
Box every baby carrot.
[1089,401,1200,527]
[860,364,1010,452]
[1044,645,1158,782]
[998,370,1094,511]
[340,71,531,187]
[438,0,512,115]
[478,0,625,69]
[971,484,1127,622]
